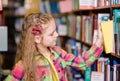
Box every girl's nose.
[55,31,59,37]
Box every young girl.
[5,13,103,81]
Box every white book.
[0,26,8,51]
[91,71,104,81]
[98,13,110,28]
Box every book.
[59,0,72,13]
[56,17,67,36]
[93,13,110,44]
[24,0,40,16]
[84,16,93,44]
[91,71,104,81]
[49,2,59,14]
[113,9,120,55]
[79,0,95,9]
[84,66,91,81]
[40,1,51,14]
[116,65,120,81]
[105,59,110,81]
[75,15,81,40]
[100,20,114,53]
[92,15,98,44]
[0,26,8,51]
[73,0,79,10]
[98,13,110,28]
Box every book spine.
[85,66,91,81]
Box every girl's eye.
[50,33,53,36]
[49,32,54,36]
[49,30,56,36]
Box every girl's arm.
[4,61,24,81]
[54,28,103,70]
[53,45,103,70]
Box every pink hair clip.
[31,25,42,35]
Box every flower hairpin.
[31,25,42,35]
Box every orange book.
[81,16,86,42]
[97,61,101,72]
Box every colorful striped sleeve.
[85,45,103,67]
[82,44,99,61]
[5,74,20,81]
[53,45,103,70]
[53,46,86,70]
[4,60,24,81]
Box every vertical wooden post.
[24,0,41,17]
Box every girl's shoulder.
[52,46,67,54]
[13,60,24,72]
[11,60,24,80]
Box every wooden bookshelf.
[111,53,120,59]
[53,4,120,60]
[54,5,120,18]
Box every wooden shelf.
[59,35,92,47]
[43,0,66,2]
[54,5,120,17]
[111,53,120,59]
[59,36,120,59]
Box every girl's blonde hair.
[15,13,53,81]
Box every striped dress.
[5,44,103,81]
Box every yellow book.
[100,20,114,53]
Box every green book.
[74,0,79,10]
[84,66,91,81]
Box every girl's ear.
[34,35,41,44]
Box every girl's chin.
[50,43,56,47]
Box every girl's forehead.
[41,19,56,33]
[43,19,56,29]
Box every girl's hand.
[96,27,103,47]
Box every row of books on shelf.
[91,57,120,81]
[56,14,93,44]
[56,9,120,56]
[40,0,120,14]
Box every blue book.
[49,2,59,14]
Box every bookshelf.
[51,3,120,59]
